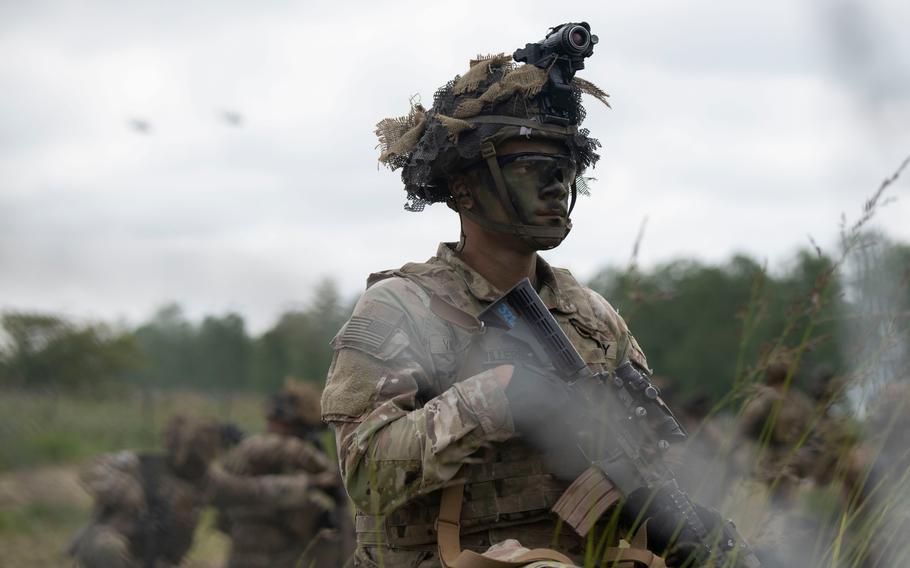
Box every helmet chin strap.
[460,141,572,251]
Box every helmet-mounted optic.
[376,22,610,249]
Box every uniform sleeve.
[321,277,515,515]
[79,451,145,514]
[221,434,332,475]
[210,434,336,509]
[739,386,778,440]
[208,464,332,509]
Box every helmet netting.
[377,56,607,212]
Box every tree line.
[0,279,351,393]
[2,239,907,398]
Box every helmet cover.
[376,53,610,213]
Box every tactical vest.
[128,453,203,566]
[225,511,313,568]
[355,257,628,552]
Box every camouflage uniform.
[210,381,354,568]
[738,363,815,504]
[69,416,221,568]
[792,370,857,494]
[322,242,650,567]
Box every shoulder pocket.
[567,318,616,368]
[332,299,410,361]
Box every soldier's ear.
[449,175,475,211]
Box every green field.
[0,389,267,567]
[1,388,905,568]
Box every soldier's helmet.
[763,358,793,387]
[808,365,846,404]
[265,378,323,430]
[375,23,610,250]
[163,414,222,479]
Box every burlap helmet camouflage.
[376,25,610,249]
[265,378,323,429]
[163,414,222,478]
[754,349,800,387]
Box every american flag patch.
[338,300,404,354]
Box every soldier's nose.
[540,179,568,202]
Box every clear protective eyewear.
[497,153,577,188]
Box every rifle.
[136,453,170,568]
[478,278,761,568]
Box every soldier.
[208,379,354,568]
[69,414,223,568]
[738,359,815,505]
[321,24,748,568]
[794,368,856,494]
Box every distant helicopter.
[127,117,152,134]
[220,110,243,127]
[125,109,245,135]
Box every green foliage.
[0,503,85,535]
[0,390,264,471]
[130,304,199,389]
[251,278,352,391]
[196,313,251,389]
[131,306,253,391]
[589,249,845,400]
[128,278,352,392]
[0,312,142,391]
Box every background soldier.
[209,378,354,568]
[794,368,857,497]
[738,358,815,505]
[321,24,742,568]
[68,414,223,568]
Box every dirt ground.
[0,465,229,567]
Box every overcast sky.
[1,0,908,332]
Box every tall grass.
[0,389,270,567]
[686,154,910,568]
[588,154,910,568]
[0,389,265,471]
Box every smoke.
[842,232,909,404]
[833,231,910,566]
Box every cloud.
[0,0,908,331]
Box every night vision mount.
[513,22,599,125]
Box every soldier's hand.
[311,471,340,489]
